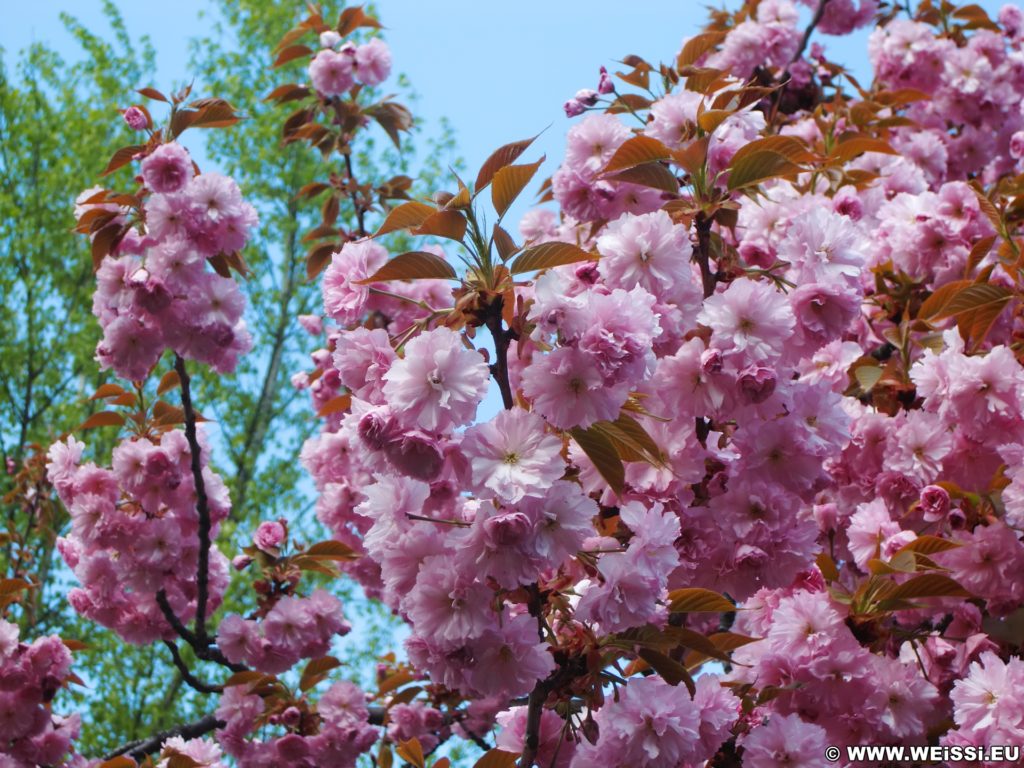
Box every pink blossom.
[354,39,391,85]
[739,713,828,768]
[309,48,354,96]
[141,143,194,194]
[382,327,489,432]
[253,520,286,552]
[460,409,564,503]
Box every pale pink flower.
[460,409,564,503]
[382,327,489,432]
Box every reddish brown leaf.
[100,145,144,176]
[603,135,671,174]
[491,157,544,218]
[358,251,457,284]
[78,411,125,430]
[474,136,538,192]
[272,45,314,68]
[509,242,594,274]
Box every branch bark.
[173,354,213,645]
[103,714,224,761]
[485,299,515,411]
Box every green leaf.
[510,242,595,274]
[570,425,625,494]
[358,251,457,284]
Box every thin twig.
[791,0,832,64]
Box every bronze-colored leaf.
[306,540,360,561]
[491,157,544,218]
[636,648,696,694]
[475,136,538,192]
[472,750,520,768]
[677,31,726,69]
[78,411,126,430]
[101,145,144,177]
[338,6,382,36]
[395,739,424,768]
[570,425,625,495]
[727,150,801,191]
[299,656,342,691]
[605,162,679,193]
[895,535,961,557]
[830,136,898,162]
[90,383,128,401]
[413,210,467,242]
[306,242,338,281]
[918,279,972,320]
[493,225,519,260]
[374,201,436,237]
[667,588,735,613]
[157,371,181,396]
[137,87,169,102]
[366,102,413,148]
[316,393,352,417]
[272,44,313,68]
[358,251,457,284]
[510,242,595,274]
[603,135,671,174]
[886,573,971,601]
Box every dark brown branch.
[694,212,716,298]
[791,0,832,64]
[485,300,515,411]
[103,714,224,761]
[162,640,222,695]
[173,354,213,645]
[518,679,552,768]
[342,148,368,238]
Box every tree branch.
[694,212,716,298]
[173,354,213,645]
[103,714,224,761]
[791,0,832,64]
[162,640,222,695]
[485,300,515,411]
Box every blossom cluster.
[82,141,256,381]
[47,430,231,644]
[309,35,391,97]
[0,621,82,768]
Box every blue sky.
[3,0,1011,202]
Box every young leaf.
[299,656,342,691]
[413,210,467,242]
[602,135,671,174]
[886,574,971,601]
[272,44,313,68]
[100,145,144,176]
[570,425,625,494]
[491,157,544,218]
[78,411,126,430]
[395,739,425,768]
[305,540,360,560]
[510,242,595,274]
[374,201,437,237]
[357,251,457,284]
[473,750,521,768]
[316,393,352,417]
[636,648,696,694]
[605,162,679,193]
[475,136,538,192]
[666,588,735,613]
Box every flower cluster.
[309,36,391,96]
[0,621,82,768]
[83,141,256,380]
[47,430,231,644]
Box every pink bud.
[232,555,253,571]
[123,106,147,130]
[919,485,951,523]
[253,520,287,552]
[738,365,776,404]
[597,66,614,95]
